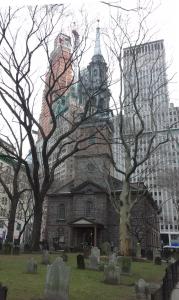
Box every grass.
[0,253,166,300]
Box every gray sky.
[0,0,179,105]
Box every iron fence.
[151,260,179,300]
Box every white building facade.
[112,40,179,246]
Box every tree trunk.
[31,200,43,251]
[119,179,131,256]
[6,199,18,243]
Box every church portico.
[69,218,104,249]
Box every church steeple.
[94,20,102,56]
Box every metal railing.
[151,260,179,300]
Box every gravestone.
[91,246,100,263]
[153,249,161,262]
[0,283,8,300]
[148,282,161,296]
[61,253,68,262]
[88,255,98,270]
[136,243,141,258]
[77,254,85,269]
[109,253,117,265]
[101,241,111,255]
[44,257,70,300]
[41,250,50,265]
[154,256,162,265]
[26,258,37,274]
[118,256,132,275]
[83,246,91,258]
[135,278,150,300]
[104,263,120,285]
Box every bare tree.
[101,2,172,255]
[0,5,111,250]
[0,128,30,244]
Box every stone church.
[43,26,160,254]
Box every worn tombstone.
[0,283,8,300]
[77,254,85,269]
[83,246,91,258]
[26,257,37,274]
[135,278,150,300]
[101,241,111,255]
[153,249,161,261]
[41,250,50,265]
[104,263,120,285]
[109,253,117,265]
[44,257,70,300]
[91,246,100,263]
[88,255,98,270]
[61,253,68,262]
[118,256,132,275]
[136,243,141,258]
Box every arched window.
[58,203,65,220]
[86,201,94,217]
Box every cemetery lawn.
[0,254,166,300]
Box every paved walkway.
[171,282,179,300]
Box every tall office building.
[38,33,72,136]
[113,40,179,246]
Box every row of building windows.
[57,201,94,220]
[161,224,179,230]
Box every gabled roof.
[47,179,74,196]
[71,180,106,193]
[69,217,104,227]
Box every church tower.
[74,23,113,187]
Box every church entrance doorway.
[69,218,104,250]
[76,227,94,248]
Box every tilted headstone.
[104,263,120,285]
[117,256,132,275]
[91,246,100,263]
[41,250,50,265]
[135,278,150,300]
[26,258,37,274]
[44,257,70,300]
[88,255,98,270]
[136,243,141,258]
[77,254,85,269]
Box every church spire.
[94,20,102,56]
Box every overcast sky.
[1,0,179,105]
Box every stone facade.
[45,178,160,253]
[43,27,160,254]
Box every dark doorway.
[75,227,94,249]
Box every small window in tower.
[94,69,97,76]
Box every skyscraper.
[113,40,179,246]
[39,33,72,136]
